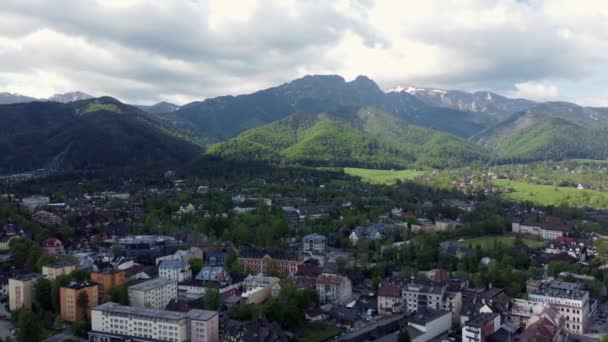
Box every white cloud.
[0,0,607,104]
[509,82,560,101]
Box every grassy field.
[493,179,608,209]
[303,323,342,342]
[459,235,546,250]
[345,167,424,184]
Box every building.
[90,268,126,299]
[238,248,301,277]
[407,309,451,342]
[195,266,231,286]
[528,281,593,334]
[512,217,572,240]
[155,247,203,265]
[159,260,192,282]
[377,282,403,316]
[462,313,501,342]
[8,273,45,311]
[241,274,281,304]
[403,281,463,324]
[42,261,76,280]
[89,302,219,342]
[224,319,287,342]
[41,237,64,255]
[302,233,327,255]
[60,281,99,322]
[32,210,63,225]
[128,277,178,310]
[316,273,352,305]
[21,195,50,212]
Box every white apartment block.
[316,273,352,305]
[512,221,570,240]
[403,282,463,324]
[159,260,192,282]
[129,278,178,310]
[528,281,592,334]
[89,302,219,342]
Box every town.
[0,164,606,342]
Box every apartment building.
[60,281,99,322]
[528,281,593,334]
[316,273,352,305]
[128,277,178,310]
[89,302,219,342]
[377,282,403,315]
[91,268,126,299]
[159,260,192,282]
[512,217,572,240]
[302,233,327,255]
[8,273,45,311]
[42,261,76,280]
[403,281,463,324]
[462,313,501,342]
[238,248,301,277]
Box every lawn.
[345,167,424,184]
[302,323,342,342]
[459,235,546,251]
[493,179,608,209]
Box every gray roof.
[159,259,187,270]
[303,233,327,242]
[129,277,176,292]
[93,302,216,322]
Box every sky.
[1,0,608,106]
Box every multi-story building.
[42,261,76,280]
[302,233,327,255]
[407,309,452,342]
[91,268,126,299]
[238,248,301,277]
[528,281,593,334]
[462,312,501,342]
[403,281,463,324]
[316,273,352,305]
[60,281,99,322]
[8,273,45,311]
[512,217,572,240]
[377,282,403,315]
[129,277,178,310]
[159,260,192,282]
[89,302,219,342]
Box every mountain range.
[0,75,607,172]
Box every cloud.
[509,82,560,101]
[0,0,607,104]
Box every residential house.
[42,237,64,255]
[302,233,327,255]
[159,260,192,282]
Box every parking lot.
[590,310,608,334]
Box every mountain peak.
[48,91,94,103]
